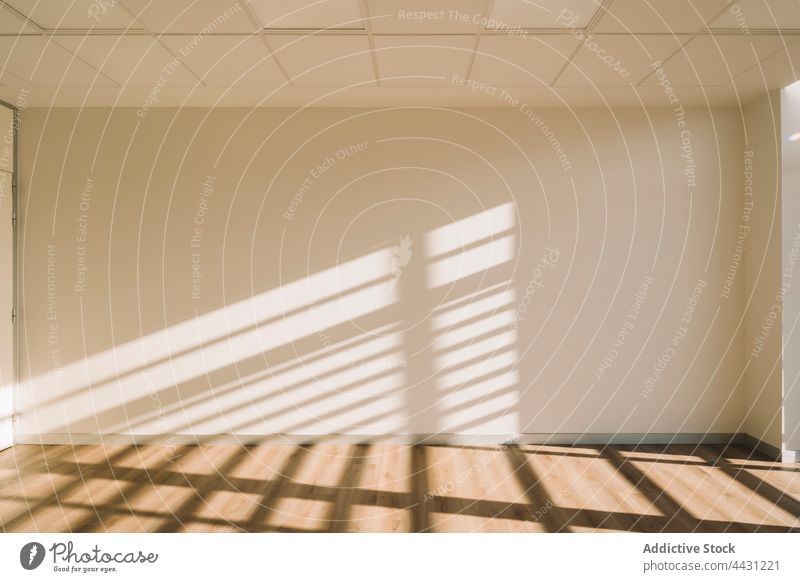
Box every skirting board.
[15,432,748,447]
[14,433,798,461]
[744,434,783,461]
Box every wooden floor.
[0,443,798,532]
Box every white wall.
[0,104,13,450]
[17,106,747,441]
[781,84,800,454]
[742,91,783,450]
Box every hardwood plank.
[1,444,797,533]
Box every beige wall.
[742,92,784,450]
[16,106,747,440]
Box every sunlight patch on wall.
[425,203,519,434]
[22,248,400,434]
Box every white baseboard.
[781,449,799,463]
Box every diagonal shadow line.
[0,449,77,532]
[5,445,797,533]
[437,359,518,388]
[695,445,800,526]
[53,305,404,433]
[537,507,797,533]
[121,353,400,435]
[433,345,517,378]
[431,290,515,324]
[205,360,511,438]
[3,487,536,526]
[427,261,516,294]
[32,273,397,411]
[429,281,514,321]
[178,344,514,438]
[46,254,517,436]
[432,323,516,356]
[516,446,658,532]
[426,229,517,263]
[32,446,798,518]
[0,444,75,476]
[28,206,520,436]
[441,406,519,435]
[122,339,406,433]
[430,302,515,338]
[438,384,518,418]
[419,449,536,530]
[410,446,431,532]
[9,492,796,533]
[10,443,796,533]
[253,319,403,376]
[126,290,508,432]
[0,444,149,532]
[328,445,369,532]
[153,445,257,533]
[503,445,571,533]
[71,444,197,533]
[81,351,395,436]
[161,358,407,436]
[599,446,729,533]
[243,445,310,532]
[512,445,800,471]
[19,457,401,506]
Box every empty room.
[0,0,799,579]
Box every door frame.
[0,98,18,451]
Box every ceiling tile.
[640,34,788,86]
[119,0,255,34]
[250,0,363,30]
[593,0,729,34]
[374,35,474,86]
[710,0,800,30]
[160,35,286,86]
[267,35,375,86]
[6,0,141,30]
[0,4,40,33]
[0,71,32,95]
[54,36,199,86]
[367,0,485,34]
[488,0,601,30]
[556,34,690,86]
[727,38,800,93]
[0,36,115,86]
[470,35,581,86]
